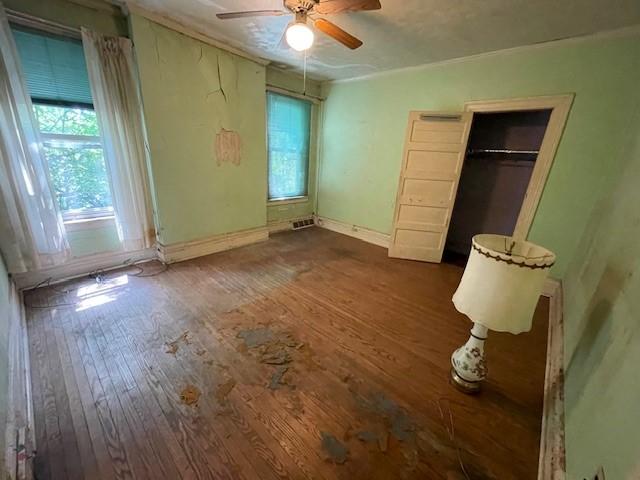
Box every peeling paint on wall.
[215,128,242,166]
[216,57,228,103]
[130,13,267,245]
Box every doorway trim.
[464,94,574,240]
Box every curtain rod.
[5,9,81,39]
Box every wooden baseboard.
[157,226,269,264]
[4,284,34,480]
[267,220,294,234]
[538,279,566,480]
[15,227,270,288]
[14,248,156,291]
[315,216,390,248]
[267,216,314,234]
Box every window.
[33,104,112,219]
[267,91,312,201]
[12,26,112,221]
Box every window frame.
[11,22,114,224]
[267,195,309,206]
[265,88,314,204]
[33,101,115,223]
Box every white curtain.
[0,6,69,273]
[82,28,154,252]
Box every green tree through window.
[34,104,113,218]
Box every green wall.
[318,32,640,278]
[266,67,322,98]
[3,0,127,37]
[131,14,269,245]
[562,105,640,479]
[65,221,121,257]
[266,193,316,225]
[0,255,10,477]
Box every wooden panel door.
[389,111,473,262]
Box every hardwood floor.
[25,228,549,480]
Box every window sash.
[40,132,113,221]
[61,206,114,222]
[41,132,102,145]
[267,91,312,200]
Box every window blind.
[11,27,93,106]
[267,91,312,200]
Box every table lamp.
[450,234,556,393]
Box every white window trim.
[267,195,309,206]
[63,214,115,232]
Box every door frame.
[464,94,574,240]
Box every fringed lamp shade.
[452,234,556,334]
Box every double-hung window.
[11,26,113,221]
[266,91,312,201]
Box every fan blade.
[314,0,381,15]
[216,10,287,20]
[314,18,363,49]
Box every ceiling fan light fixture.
[285,20,314,51]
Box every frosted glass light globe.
[286,23,314,51]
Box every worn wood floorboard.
[25,228,548,479]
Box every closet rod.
[467,148,539,155]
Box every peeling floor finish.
[24,228,549,479]
[127,0,640,79]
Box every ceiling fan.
[216,0,381,51]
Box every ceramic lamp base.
[450,323,488,395]
[450,368,482,394]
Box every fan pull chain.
[303,49,307,96]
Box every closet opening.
[443,109,552,265]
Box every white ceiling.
[127,0,640,80]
